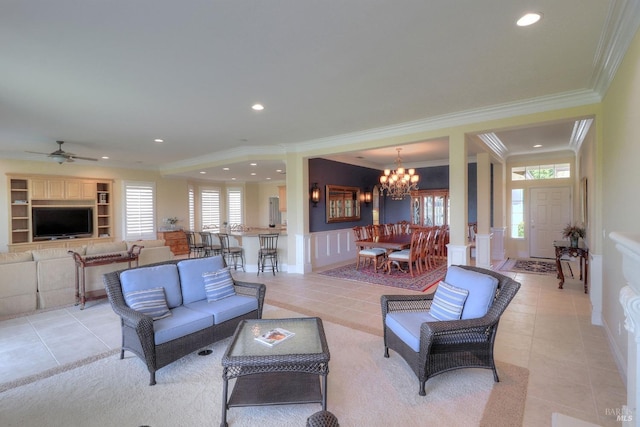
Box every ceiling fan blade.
[25,150,53,155]
[69,155,98,162]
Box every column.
[475,152,492,268]
[447,131,469,266]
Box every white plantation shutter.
[188,185,195,231]
[227,188,243,226]
[124,181,156,240]
[201,188,220,229]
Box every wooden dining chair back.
[387,230,423,277]
[352,226,387,271]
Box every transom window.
[511,163,570,181]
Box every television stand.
[69,245,142,309]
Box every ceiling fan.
[26,141,99,164]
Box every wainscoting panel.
[309,228,358,270]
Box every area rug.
[318,263,447,292]
[0,306,528,427]
[499,258,559,276]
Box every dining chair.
[387,230,423,277]
[257,233,279,276]
[352,226,386,271]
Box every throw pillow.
[430,281,469,321]
[124,287,172,320]
[203,267,236,302]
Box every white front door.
[529,186,572,258]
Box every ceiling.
[0,1,636,181]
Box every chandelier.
[379,148,419,200]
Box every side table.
[221,317,330,427]
[69,245,141,309]
[553,240,589,293]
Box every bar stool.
[218,233,245,271]
[199,231,221,256]
[185,231,204,258]
[257,233,279,276]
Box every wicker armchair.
[381,265,520,396]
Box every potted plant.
[562,223,586,247]
[164,217,179,231]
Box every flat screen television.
[32,207,93,240]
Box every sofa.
[103,255,266,385]
[0,239,173,317]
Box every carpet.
[318,262,447,292]
[0,306,528,427]
[499,258,559,276]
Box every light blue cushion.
[360,248,386,256]
[203,267,236,302]
[177,256,226,304]
[430,281,469,321]
[153,306,213,345]
[185,295,259,324]
[444,266,499,319]
[120,264,182,309]
[385,311,437,352]
[123,287,172,320]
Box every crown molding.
[288,89,601,154]
[159,145,287,173]
[591,0,640,95]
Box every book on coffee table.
[254,327,295,347]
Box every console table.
[553,240,589,293]
[69,246,141,309]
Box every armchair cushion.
[444,266,498,319]
[385,311,437,352]
[430,281,469,321]
[203,267,236,302]
[124,287,172,320]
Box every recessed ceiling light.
[101,156,109,160]
[251,104,264,111]
[276,169,282,173]
[533,144,543,148]
[517,12,542,27]
[250,163,257,166]
[266,177,272,180]
[200,171,206,174]
[251,172,257,176]
[231,177,237,180]
[223,167,230,171]
[154,138,164,143]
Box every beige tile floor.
[0,262,626,426]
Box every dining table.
[355,233,413,251]
[354,234,413,273]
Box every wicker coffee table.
[220,317,330,427]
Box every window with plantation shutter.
[201,188,220,229]
[227,188,243,226]
[123,181,156,240]
[188,185,195,231]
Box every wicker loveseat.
[381,265,520,396]
[104,255,265,385]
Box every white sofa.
[0,240,173,317]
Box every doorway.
[529,186,572,258]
